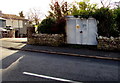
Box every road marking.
[23,72,82,83]
[3,55,25,70]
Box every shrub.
[113,8,120,36]
[37,18,56,34]
[70,0,97,18]
[37,17,66,34]
[37,1,67,34]
[92,7,114,37]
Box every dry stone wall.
[27,25,120,51]
[27,34,65,46]
[97,36,120,51]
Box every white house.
[0,11,28,37]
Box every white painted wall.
[6,19,23,28]
[6,19,12,27]
[18,20,23,28]
[13,20,18,28]
[66,16,98,45]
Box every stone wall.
[27,25,35,38]
[97,36,120,51]
[27,34,65,46]
[27,26,120,51]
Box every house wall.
[6,19,12,27]
[13,20,18,28]
[0,20,6,27]
[0,20,2,27]
[6,19,23,28]
[19,20,28,36]
[5,19,27,37]
[18,20,23,28]
[2,20,6,27]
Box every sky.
[0,0,120,19]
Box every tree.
[48,0,68,20]
[93,7,114,37]
[38,0,68,34]
[26,8,41,25]
[110,1,120,9]
[100,0,112,7]
[48,0,68,33]
[113,7,120,36]
[70,0,97,18]
[19,11,24,18]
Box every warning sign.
[76,24,80,29]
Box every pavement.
[0,38,120,61]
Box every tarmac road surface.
[1,38,120,82]
[1,48,120,82]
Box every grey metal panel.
[66,18,76,44]
[87,18,98,45]
[66,16,98,45]
[81,19,88,45]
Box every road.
[0,38,120,82]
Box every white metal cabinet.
[66,16,98,45]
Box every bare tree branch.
[100,0,105,7]
[26,8,42,25]
[107,0,112,7]
[100,0,112,7]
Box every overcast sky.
[0,0,119,18]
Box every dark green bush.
[54,17,66,34]
[92,7,114,37]
[114,8,120,36]
[37,18,56,34]
[92,7,120,37]
[37,17,66,34]
[37,1,67,34]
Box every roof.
[1,14,28,20]
[0,17,6,20]
[0,27,7,31]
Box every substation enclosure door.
[66,16,98,45]
[75,18,88,44]
[87,18,98,45]
[66,17,76,44]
